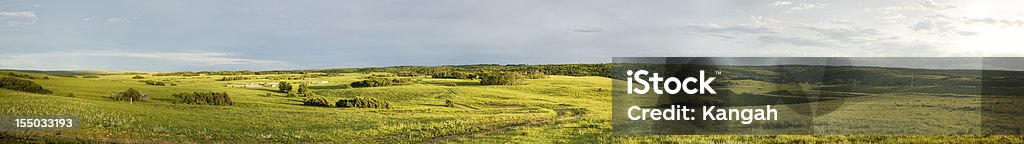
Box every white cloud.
[919,0,956,10]
[0,11,38,27]
[771,1,824,12]
[877,11,906,22]
[105,17,130,24]
[82,18,92,21]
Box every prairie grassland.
[0,71,1022,143]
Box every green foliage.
[278,81,292,93]
[0,77,52,94]
[141,80,168,86]
[431,71,478,79]
[265,93,272,97]
[297,83,310,94]
[109,88,145,102]
[82,75,99,78]
[66,92,74,97]
[350,77,411,88]
[523,71,547,79]
[131,75,146,79]
[445,99,455,107]
[479,72,526,85]
[302,96,333,107]
[6,72,37,79]
[336,97,392,109]
[218,76,253,81]
[172,92,232,106]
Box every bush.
[479,72,526,85]
[131,75,146,79]
[445,99,455,107]
[0,77,53,94]
[67,92,74,97]
[336,97,392,109]
[6,72,36,79]
[141,80,168,86]
[172,92,232,106]
[278,81,292,93]
[303,96,333,107]
[82,75,99,78]
[265,93,272,97]
[109,88,146,102]
[297,83,310,94]
[349,77,411,88]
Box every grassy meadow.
[0,66,1022,143]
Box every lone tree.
[297,83,309,94]
[278,81,292,93]
[123,88,143,103]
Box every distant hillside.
[0,69,148,76]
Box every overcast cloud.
[1,0,1023,71]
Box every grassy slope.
[0,71,1022,143]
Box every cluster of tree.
[131,75,146,79]
[302,96,333,107]
[278,81,292,93]
[336,97,391,109]
[140,80,175,86]
[172,92,233,106]
[108,88,146,102]
[6,72,38,79]
[0,77,53,94]
[395,71,421,77]
[431,71,478,79]
[479,72,526,85]
[349,77,411,88]
[217,76,254,81]
[82,75,100,78]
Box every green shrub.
[297,83,310,94]
[445,99,455,107]
[131,75,146,79]
[172,92,232,106]
[141,80,168,86]
[108,88,146,102]
[479,72,526,85]
[303,96,333,107]
[336,97,392,109]
[6,72,36,79]
[278,81,292,93]
[265,93,272,97]
[0,77,53,94]
[67,92,74,97]
[82,75,99,78]
[349,77,411,88]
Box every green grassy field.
[1,70,1022,143]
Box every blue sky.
[2,0,1023,71]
